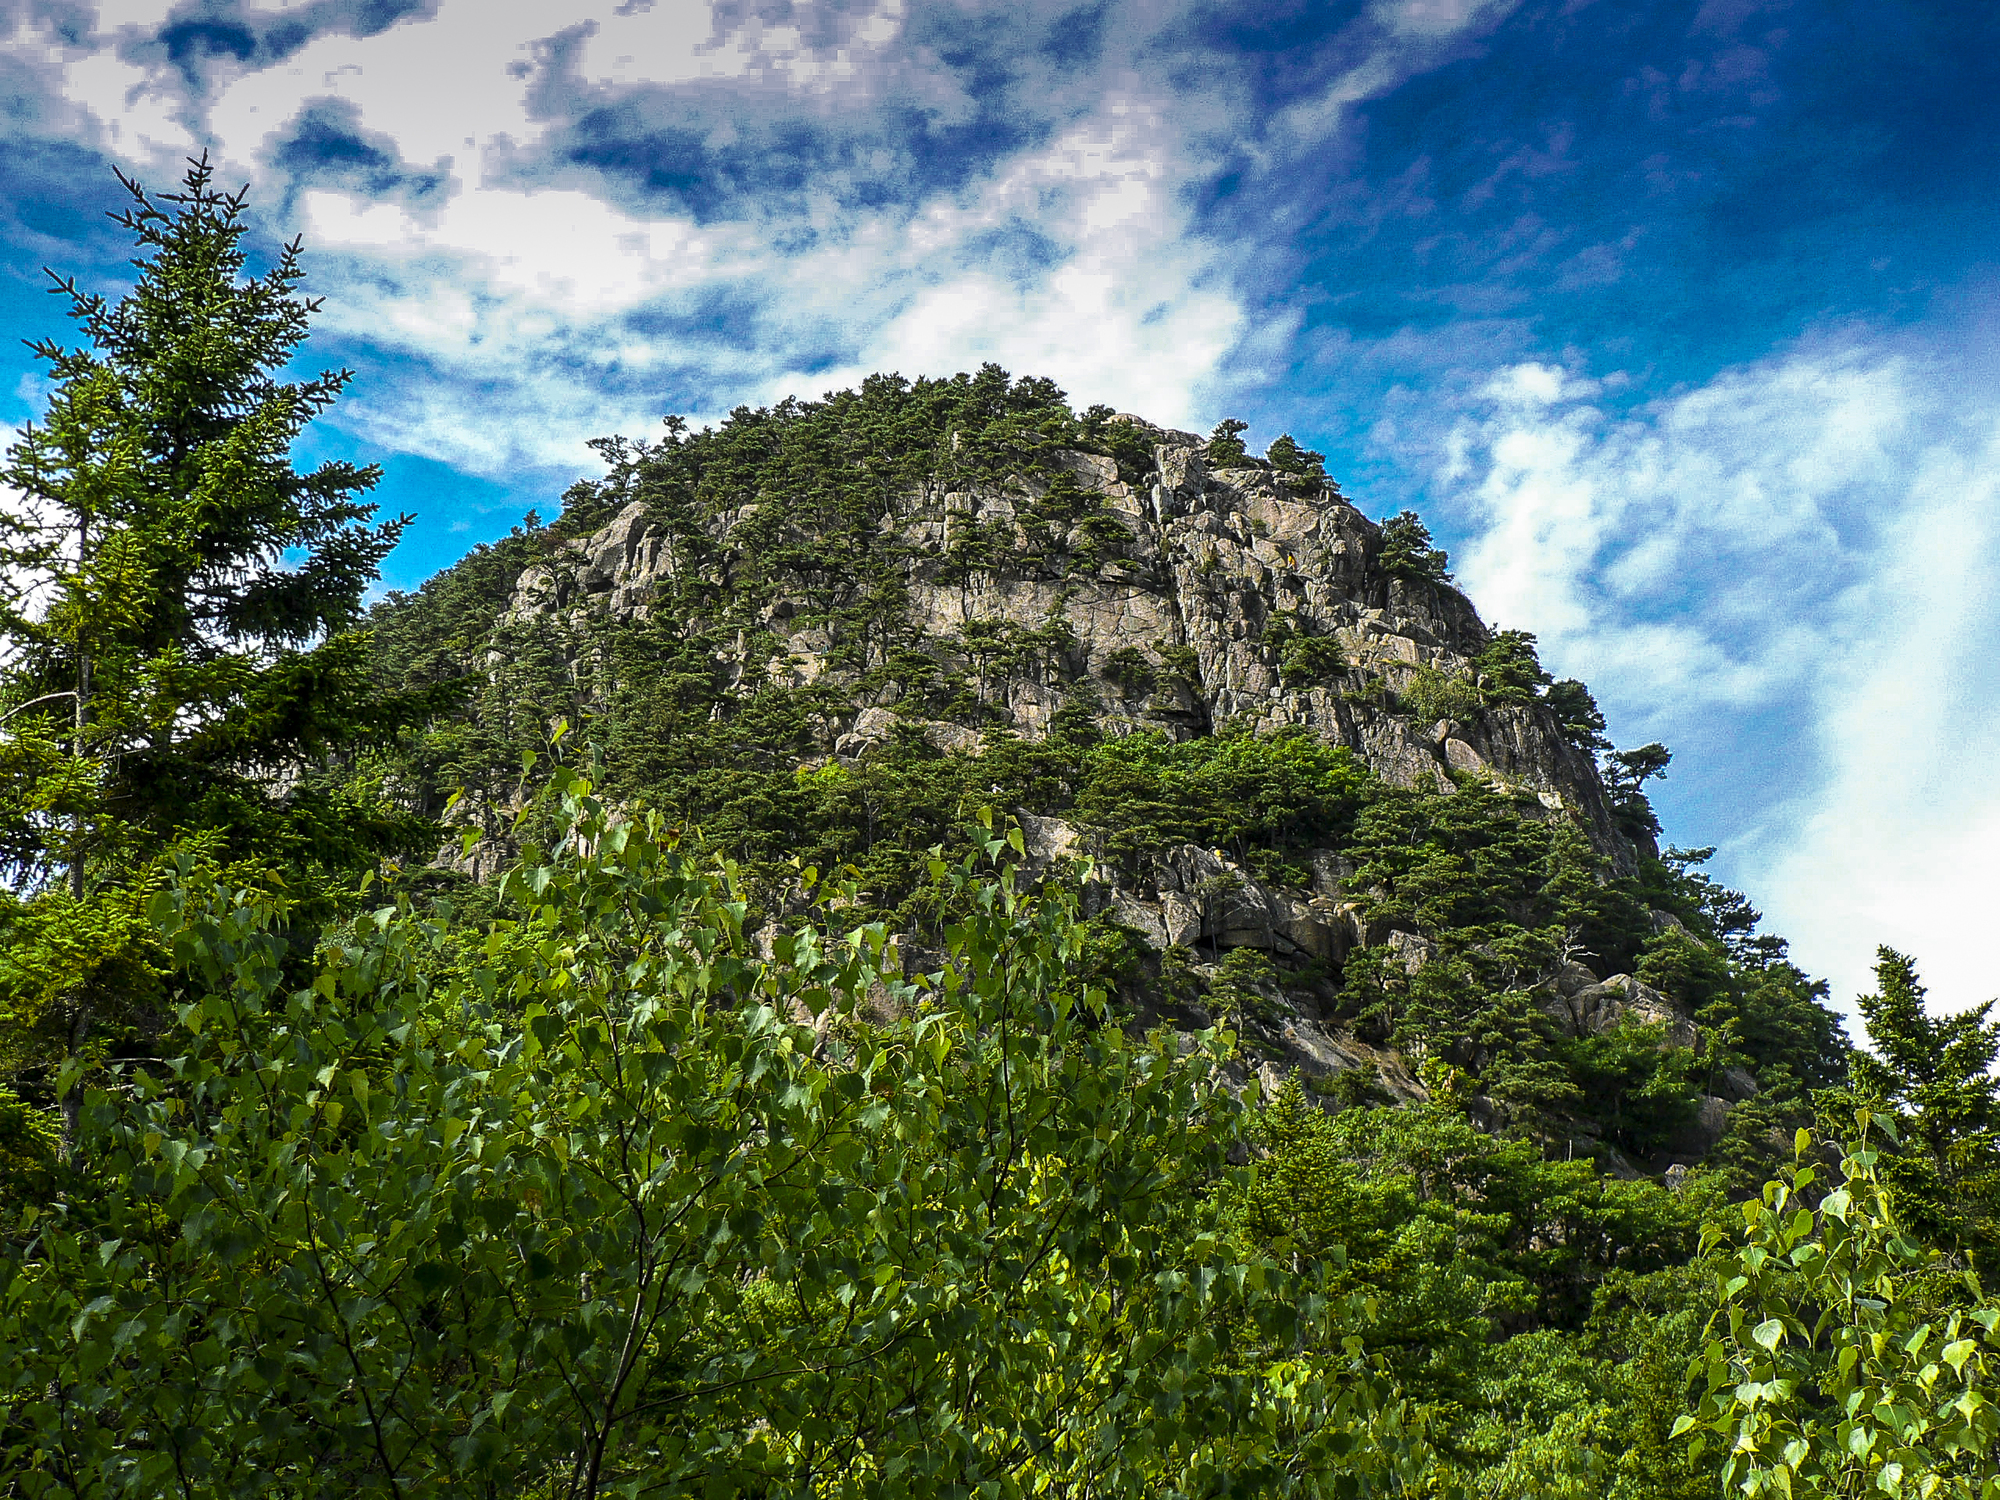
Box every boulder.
[1550,974,1698,1050]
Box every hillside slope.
[369,366,1847,1179]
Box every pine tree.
[1600,741,1671,846]
[0,157,452,1150]
[1204,417,1250,466]
[1264,432,1327,478]
[1376,509,1452,584]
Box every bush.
[1403,665,1483,725]
[1280,633,1346,688]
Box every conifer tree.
[1822,947,2000,1279]
[0,157,450,1150]
[1264,432,1327,478]
[1376,509,1452,584]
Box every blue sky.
[3,0,1997,1019]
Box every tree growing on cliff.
[1376,510,1452,585]
[1205,417,1250,466]
[1266,433,1328,479]
[1601,741,1672,845]
[0,157,450,1150]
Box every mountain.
[368,365,1847,1181]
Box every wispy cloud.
[1,0,1528,473]
[1439,329,2000,1015]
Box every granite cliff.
[370,370,1845,1176]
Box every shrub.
[1280,634,1347,688]
[1403,666,1482,725]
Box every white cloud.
[0,0,1533,479]
[1442,335,2000,1019]
[1755,430,2000,1019]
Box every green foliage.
[1336,779,1668,1127]
[368,362,1162,910]
[0,159,451,1139]
[1157,642,1203,688]
[1266,434,1328,479]
[0,775,1433,1496]
[1280,633,1347,689]
[1078,404,1157,485]
[1637,923,1731,1011]
[1072,725,1372,886]
[1546,679,1612,750]
[0,1085,63,1224]
[1104,644,1157,698]
[1376,511,1452,585]
[1601,743,1672,845]
[1681,1119,2000,1498]
[1818,950,2000,1279]
[1205,418,1251,467]
[1401,666,1483,726]
[1473,629,1552,706]
[1238,1083,1721,1496]
[1561,1019,1701,1158]
[1208,945,1286,1031]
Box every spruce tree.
[1823,947,2000,1279]
[0,157,450,1149]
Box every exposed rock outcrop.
[502,420,1629,871]
[454,411,1715,1136]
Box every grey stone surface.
[498,440,1633,870]
[464,432,1721,1138]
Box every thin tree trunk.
[61,511,92,1165]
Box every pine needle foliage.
[0,158,453,1127]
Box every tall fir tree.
[1819,947,2000,1281]
[0,157,452,1151]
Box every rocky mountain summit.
[373,371,1842,1176]
[507,418,1622,852]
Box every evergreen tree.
[1376,509,1452,584]
[1205,417,1250,466]
[1472,628,1553,704]
[1265,432,1327,478]
[1545,678,1611,749]
[1821,948,2000,1279]
[1601,741,1671,846]
[0,157,450,1149]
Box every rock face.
[462,411,1711,1139]
[503,419,1628,869]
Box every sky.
[2,0,1996,1023]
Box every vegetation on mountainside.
[1815,949,2000,1279]
[16,162,2000,1500]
